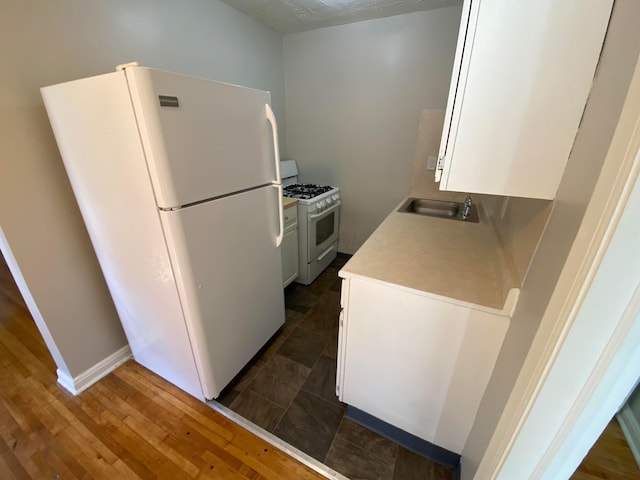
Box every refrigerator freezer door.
[160,185,285,399]
[126,67,277,209]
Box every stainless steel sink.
[398,197,479,223]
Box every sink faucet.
[462,194,472,219]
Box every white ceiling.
[221,0,462,34]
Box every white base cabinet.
[281,203,299,288]
[337,276,509,454]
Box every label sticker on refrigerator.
[159,95,180,107]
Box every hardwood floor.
[0,255,326,480]
[571,418,640,479]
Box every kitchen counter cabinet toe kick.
[336,276,509,454]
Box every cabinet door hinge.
[435,156,445,182]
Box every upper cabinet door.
[437,0,613,199]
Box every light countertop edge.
[338,271,519,317]
[283,197,298,209]
[339,196,520,316]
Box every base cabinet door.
[337,276,508,454]
[281,205,299,288]
[281,226,299,287]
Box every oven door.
[307,201,340,261]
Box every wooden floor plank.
[30,444,80,480]
[42,431,92,480]
[9,392,47,435]
[199,449,254,480]
[26,382,122,468]
[0,338,31,381]
[63,392,159,479]
[53,426,130,480]
[122,411,201,478]
[0,439,30,480]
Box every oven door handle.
[316,244,335,262]
[308,200,341,220]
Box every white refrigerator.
[41,64,286,400]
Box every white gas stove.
[281,161,341,285]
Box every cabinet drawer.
[283,204,298,228]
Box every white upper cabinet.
[436,0,613,199]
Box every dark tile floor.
[217,256,455,480]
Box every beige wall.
[283,6,462,254]
[0,0,285,377]
[462,1,640,477]
[409,109,467,203]
[480,196,553,285]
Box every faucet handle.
[462,193,472,219]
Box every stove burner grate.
[282,183,333,200]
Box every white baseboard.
[57,345,132,395]
[617,405,640,468]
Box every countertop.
[339,198,519,314]
[283,197,298,209]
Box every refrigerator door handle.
[275,183,284,247]
[265,103,281,185]
[266,103,283,247]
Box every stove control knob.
[315,202,322,210]
[332,194,339,202]
[319,201,326,209]
[326,197,333,205]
